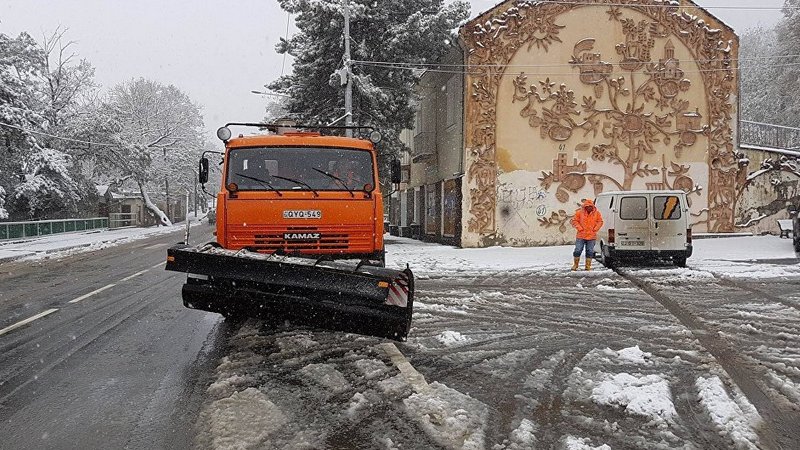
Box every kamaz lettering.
[283,232,321,240]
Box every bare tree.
[89,78,204,225]
[36,27,97,130]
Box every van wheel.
[600,244,615,268]
[673,256,687,268]
[794,238,800,253]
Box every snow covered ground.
[193,234,799,449]
[3,227,796,447]
[386,234,800,280]
[0,214,208,264]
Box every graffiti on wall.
[461,0,737,240]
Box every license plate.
[283,210,321,219]
[620,240,645,246]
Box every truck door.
[650,194,686,251]
[616,195,650,250]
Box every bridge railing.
[0,217,109,241]
[739,120,800,151]
[109,212,136,229]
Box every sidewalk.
[0,214,208,264]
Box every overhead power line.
[493,0,800,10]
[351,60,800,77]
[352,53,800,69]
[0,122,116,147]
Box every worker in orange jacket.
[570,199,604,271]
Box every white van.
[594,190,692,267]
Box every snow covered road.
[194,235,800,449]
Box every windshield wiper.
[312,167,354,197]
[271,174,319,197]
[233,172,283,196]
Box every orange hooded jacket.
[570,199,604,240]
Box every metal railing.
[739,120,800,152]
[109,212,136,229]
[0,217,109,241]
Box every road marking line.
[120,269,148,282]
[150,261,166,269]
[68,284,116,304]
[379,342,430,394]
[143,243,168,250]
[0,309,59,336]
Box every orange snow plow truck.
[165,123,414,340]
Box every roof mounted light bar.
[217,122,381,144]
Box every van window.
[619,196,647,220]
[653,195,682,220]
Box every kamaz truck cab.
[214,124,388,264]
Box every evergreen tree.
[740,1,800,127]
[773,0,800,126]
[0,32,44,219]
[268,0,469,178]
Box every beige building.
[394,0,753,247]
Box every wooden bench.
[777,219,793,238]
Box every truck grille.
[228,224,373,253]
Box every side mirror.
[390,159,401,184]
[198,157,209,184]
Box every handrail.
[0,217,109,241]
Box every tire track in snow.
[618,268,799,449]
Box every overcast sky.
[0,0,787,139]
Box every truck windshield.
[226,146,374,192]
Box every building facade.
[460,0,739,246]
[395,0,800,247]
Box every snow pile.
[207,387,288,449]
[581,346,655,367]
[563,435,611,450]
[345,392,370,418]
[504,419,538,449]
[354,358,390,380]
[525,350,566,391]
[378,374,413,400]
[403,381,488,450]
[436,330,471,347]
[299,363,351,395]
[590,373,677,422]
[206,374,258,398]
[695,376,761,449]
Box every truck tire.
[673,256,687,268]
[794,237,800,253]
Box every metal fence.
[0,217,109,241]
[109,212,136,229]
[739,120,800,151]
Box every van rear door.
[651,194,686,251]
[616,195,650,250]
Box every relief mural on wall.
[461,0,737,242]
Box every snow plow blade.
[165,244,414,341]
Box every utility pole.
[165,177,170,224]
[343,0,353,137]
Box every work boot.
[571,257,580,271]
[585,259,593,271]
